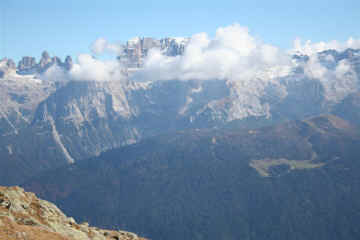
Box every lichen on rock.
[0,186,144,240]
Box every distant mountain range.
[0,36,188,77]
[0,47,360,185]
[2,42,360,240]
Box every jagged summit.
[1,36,189,77]
[16,51,73,75]
[0,186,144,240]
[0,58,17,77]
[118,36,189,68]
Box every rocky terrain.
[118,37,189,68]
[0,186,144,240]
[16,51,73,75]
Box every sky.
[0,0,359,63]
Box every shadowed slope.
[23,114,360,240]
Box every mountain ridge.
[22,113,360,240]
[0,48,360,186]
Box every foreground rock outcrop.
[0,186,144,240]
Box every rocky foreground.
[0,186,144,240]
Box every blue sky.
[1,0,359,62]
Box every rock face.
[6,59,16,69]
[17,57,37,74]
[38,51,52,70]
[0,186,144,240]
[64,56,73,71]
[16,51,72,75]
[118,37,189,68]
[0,73,55,136]
[160,37,188,56]
[0,58,17,78]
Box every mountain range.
[1,41,360,239]
[0,47,360,185]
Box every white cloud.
[335,59,352,79]
[41,65,68,82]
[292,37,360,56]
[40,55,127,82]
[303,55,330,79]
[40,23,360,88]
[133,23,293,82]
[302,53,356,82]
[69,54,125,82]
[300,53,358,102]
[90,38,123,56]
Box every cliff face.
[118,37,189,68]
[0,186,144,240]
[16,52,73,75]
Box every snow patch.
[178,96,193,115]
[44,106,74,164]
[6,145,13,155]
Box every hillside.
[23,114,360,240]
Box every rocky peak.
[15,51,73,75]
[52,56,63,65]
[64,56,73,70]
[160,37,189,56]
[39,51,52,69]
[17,56,37,74]
[41,50,50,60]
[118,36,189,68]
[5,58,16,69]
[0,58,16,78]
[0,186,144,240]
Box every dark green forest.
[24,114,360,240]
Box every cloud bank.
[90,38,123,56]
[43,54,126,82]
[41,23,360,86]
[70,54,125,81]
[133,24,360,84]
[133,24,293,82]
[292,38,360,56]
